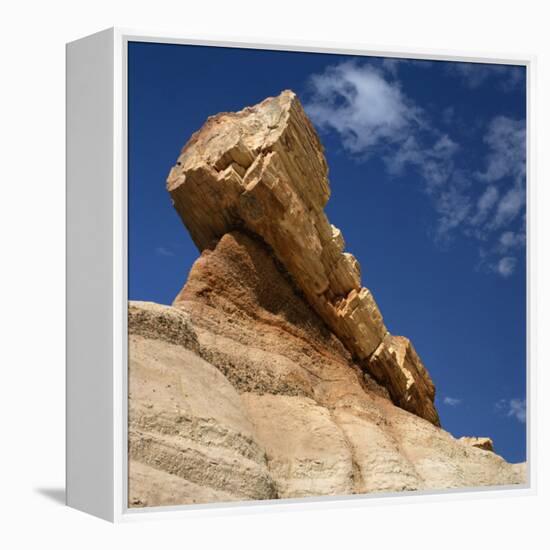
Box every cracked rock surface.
[167,90,438,424]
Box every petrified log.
[167,90,439,425]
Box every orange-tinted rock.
[459,437,495,453]
[167,90,438,424]
[369,335,440,426]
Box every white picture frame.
[66,27,536,523]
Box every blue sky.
[128,42,526,463]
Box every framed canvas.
[66,28,535,522]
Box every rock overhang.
[167,89,440,426]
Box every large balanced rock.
[166,90,439,425]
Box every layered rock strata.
[128,231,525,507]
[166,90,438,424]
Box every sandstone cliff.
[128,91,526,508]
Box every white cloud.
[380,58,434,76]
[508,398,527,423]
[475,116,526,275]
[433,182,472,241]
[449,63,524,91]
[452,63,493,89]
[446,115,526,271]
[491,186,526,229]
[381,58,400,77]
[494,256,517,277]
[305,62,526,276]
[306,61,469,245]
[483,218,527,277]
[305,60,461,210]
[305,61,423,155]
[478,116,526,230]
[386,134,459,193]
[499,228,526,251]
[496,398,526,423]
[479,116,525,185]
[443,396,462,406]
[470,185,499,227]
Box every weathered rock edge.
[167,89,439,426]
[128,299,526,507]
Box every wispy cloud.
[495,398,527,423]
[381,58,400,77]
[448,63,525,92]
[508,398,527,423]
[304,60,462,238]
[305,61,425,155]
[304,60,526,277]
[494,256,517,277]
[474,116,526,274]
[443,396,462,406]
[478,116,526,186]
[155,246,175,257]
[498,227,526,252]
